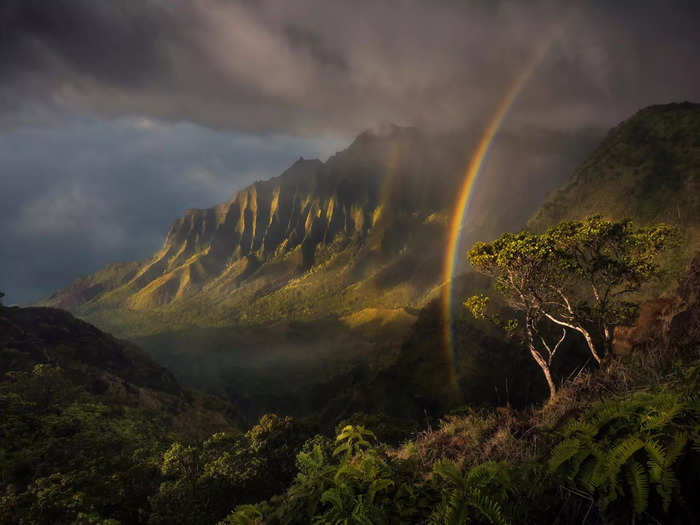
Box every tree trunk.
[603,325,614,357]
[529,346,556,401]
[525,313,556,402]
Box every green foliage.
[548,383,700,520]
[151,416,314,524]
[220,504,264,524]
[529,103,700,262]
[0,365,166,524]
[335,412,419,445]
[429,461,512,525]
[468,216,679,365]
[333,425,377,459]
[464,294,489,320]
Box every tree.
[545,216,678,357]
[0,291,4,306]
[467,217,678,378]
[465,232,568,400]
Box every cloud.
[0,116,345,304]
[0,0,698,304]
[1,0,697,136]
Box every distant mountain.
[44,126,463,337]
[530,102,700,256]
[42,126,476,418]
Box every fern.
[548,438,583,472]
[221,505,263,525]
[624,459,649,514]
[333,426,376,459]
[549,387,698,520]
[431,461,512,525]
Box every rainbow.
[441,37,558,384]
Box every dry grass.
[392,336,699,478]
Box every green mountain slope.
[529,102,700,255]
[377,102,700,417]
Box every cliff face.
[44,126,460,330]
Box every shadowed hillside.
[0,305,240,437]
[530,102,700,258]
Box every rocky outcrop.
[669,252,700,350]
[613,252,700,354]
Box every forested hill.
[0,305,239,437]
[529,102,700,255]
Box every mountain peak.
[350,123,419,147]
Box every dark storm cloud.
[2,0,698,135]
[0,117,345,304]
[1,0,699,303]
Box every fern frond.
[605,436,644,481]
[466,461,511,489]
[320,488,345,512]
[434,461,466,488]
[350,495,375,525]
[664,431,688,467]
[548,438,582,472]
[562,420,597,439]
[624,459,649,515]
[566,449,593,480]
[577,456,599,492]
[466,487,510,525]
[656,466,681,513]
[367,478,394,503]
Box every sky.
[1,0,699,304]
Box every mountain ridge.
[43,125,462,335]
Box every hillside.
[0,305,240,437]
[529,102,700,260]
[368,103,700,420]
[44,126,462,335]
[219,252,700,524]
[0,305,324,523]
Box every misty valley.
[2,102,700,524]
[1,3,700,524]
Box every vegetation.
[466,217,677,400]
[0,364,317,524]
[5,229,700,524]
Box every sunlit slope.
[43,126,463,337]
[529,102,700,249]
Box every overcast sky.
[1,0,699,304]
